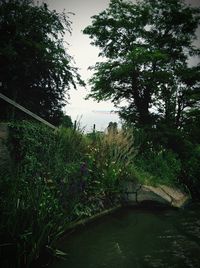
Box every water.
[51,203,200,268]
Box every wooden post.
[93,124,96,133]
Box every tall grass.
[85,128,136,205]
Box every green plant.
[0,0,84,125]
[135,149,181,186]
[86,128,136,204]
[0,122,90,267]
[180,145,200,199]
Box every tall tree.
[0,0,84,125]
[84,0,200,128]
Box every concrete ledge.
[123,181,190,208]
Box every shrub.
[134,148,181,186]
[86,128,135,201]
[0,122,89,267]
[180,145,200,199]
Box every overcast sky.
[43,0,200,132]
[43,0,119,132]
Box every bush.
[0,122,137,267]
[180,145,200,199]
[134,148,181,186]
[0,122,90,267]
[86,128,135,194]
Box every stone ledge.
[123,181,190,208]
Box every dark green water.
[51,203,200,268]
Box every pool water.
[51,203,200,268]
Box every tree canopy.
[0,0,84,125]
[84,0,200,128]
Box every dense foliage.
[0,0,84,125]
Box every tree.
[84,0,200,128]
[0,0,84,125]
[107,121,118,133]
[60,114,73,128]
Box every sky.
[43,0,200,132]
[44,0,120,132]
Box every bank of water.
[51,203,200,268]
